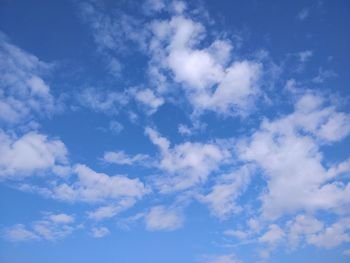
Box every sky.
[0,0,350,262]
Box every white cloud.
[148,14,262,115]
[223,218,262,241]
[307,218,350,249]
[4,213,75,242]
[286,214,324,248]
[0,130,68,178]
[4,224,39,242]
[134,88,164,114]
[52,164,148,203]
[312,68,337,83]
[32,220,74,241]
[178,124,192,136]
[143,0,166,14]
[103,150,149,165]
[0,34,54,124]
[199,165,252,219]
[238,93,350,219]
[87,198,136,221]
[298,50,313,63]
[79,87,128,115]
[146,127,229,192]
[259,224,284,245]
[109,120,124,134]
[91,227,110,238]
[223,229,248,240]
[297,8,309,21]
[204,254,242,263]
[48,213,75,224]
[145,205,183,231]
[79,1,148,75]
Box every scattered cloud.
[297,8,309,21]
[4,213,75,242]
[133,88,164,114]
[147,11,262,115]
[145,205,184,231]
[0,34,54,124]
[91,227,110,238]
[199,165,252,219]
[51,164,148,203]
[79,87,128,115]
[87,199,136,221]
[103,150,150,166]
[146,127,229,192]
[202,254,243,263]
[238,93,350,219]
[0,130,68,178]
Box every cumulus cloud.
[109,120,124,134]
[147,12,262,115]
[79,87,129,115]
[103,150,150,166]
[4,213,75,242]
[87,199,136,221]
[4,224,39,242]
[297,8,309,21]
[146,127,229,192]
[307,218,350,249]
[145,205,183,231]
[79,1,149,75]
[203,254,242,263]
[259,224,284,245]
[0,33,54,124]
[199,165,252,219]
[238,93,350,219]
[286,214,324,248]
[133,88,164,114]
[91,227,110,238]
[48,213,75,224]
[0,130,68,178]
[51,164,148,203]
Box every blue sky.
[0,0,350,262]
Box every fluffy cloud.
[259,224,284,245]
[286,214,324,248]
[87,198,136,221]
[238,93,350,219]
[48,213,75,224]
[133,88,164,114]
[91,227,110,238]
[0,130,68,178]
[4,224,39,242]
[52,164,148,203]
[103,150,149,165]
[4,213,75,242]
[307,218,350,249]
[146,127,229,192]
[0,34,54,124]
[145,205,183,231]
[203,254,242,263]
[148,13,262,115]
[79,87,129,115]
[79,1,148,75]
[199,165,252,219]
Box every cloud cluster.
[146,127,229,192]
[148,11,262,115]
[0,130,68,178]
[0,34,54,124]
[145,205,183,231]
[238,93,350,219]
[4,213,75,242]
